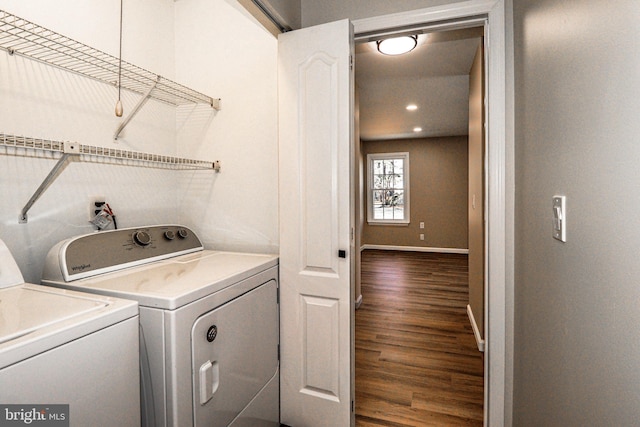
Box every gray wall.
[300,0,466,27]
[513,0,640,424]
[274,0,640,422]
[265,0,301,29]
[362,137,468,250]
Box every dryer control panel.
[44,225,204,282]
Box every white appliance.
[0,238,140,426]
[41,225,280,427]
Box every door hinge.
[349,54,353,71]
[351,400,355,413]
[277,344,280,361]
[276,286,280,305]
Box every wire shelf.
[0,133,216,170]
[0,9,220,109]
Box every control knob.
[206,325,218,342]
[132,230,152,247]
[177,229,189,239]
[164,230,175,240]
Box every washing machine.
[0,238,140,426]
[41,225,280,427]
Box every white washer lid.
[0,283,138,369]
[0,238,24,289]
[0,285,107,345]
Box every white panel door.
[278,19,354,427]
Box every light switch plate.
[552,195,566,242]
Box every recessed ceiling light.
[376,35,418,56]
[413,127,422,132]
[406,104,418,111]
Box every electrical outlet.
[419,222,425,229]
[419,234,425,241]
[90,196,105,220]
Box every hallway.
[355,250,483,426]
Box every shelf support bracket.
[19,142,81,223]
[114,76,160,140]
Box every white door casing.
[278,19,354,427]
[277,0,509,424]
[353,1,509,425]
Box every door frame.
[353,1,511,426]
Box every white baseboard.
[355,294,363,310]
[467,304,485,352]
[360,244,469,254]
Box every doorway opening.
[354,24,487,425]
[275,2,510,424]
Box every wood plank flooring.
[356,250,484,426]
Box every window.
[367,152,410,224]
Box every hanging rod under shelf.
[0,9,221,110]
[1,133,220,223]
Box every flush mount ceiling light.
[377,35,418,56]
[406,104,418,111]
[413,127,423,132]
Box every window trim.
[366,152,410,225]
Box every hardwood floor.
[355,250,484,426]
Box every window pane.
[386,175,395,190]
[393,174,403,188]
[394,206,404,219]
[383,206,394,219]
[393,159,404,174]
[383,174,392,190]
[368,153,408,223]
[373,191,384,220]
[373,160,383,175]
[372,191,384,219]
[373,174,384,189]
[383,159,394,174]
[391,190,403,220]
[389,190,399,207]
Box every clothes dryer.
[41,225,279,427]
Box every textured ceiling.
[356,27,483,141]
